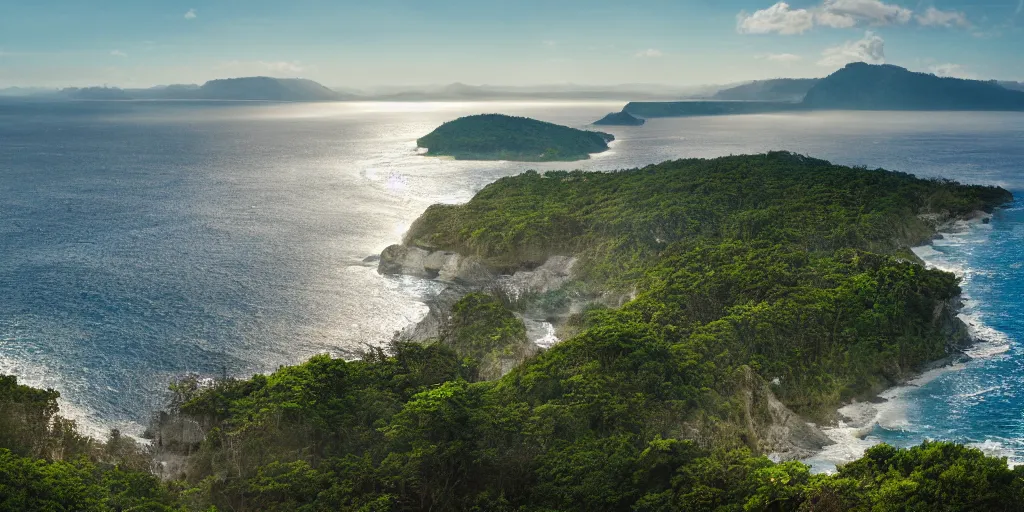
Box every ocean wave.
[968,439,1024,467]
[957,386,1000,399]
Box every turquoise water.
[1,101,1022,466]
[805,202,1024,471]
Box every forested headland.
[1,153,1020,511]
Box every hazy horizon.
[2,0,1023,89]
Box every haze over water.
[1,101,1022,468]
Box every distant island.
[622,100,805,118]
[620,63,1024,119]
[593,111,645,126]
[416,114,614,162]
[803,62,1024,111]
[192,77,343,101]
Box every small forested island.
[593,110,646,126]
[1,153,1019,511]
[416,114,614,161]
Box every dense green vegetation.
[405,153,1007,277]
[0,375,180,511]
[403,153,1010,412]
[1,154,1017,510]
[437,293,535,381]
[151,343,1024,511]
[416,114,614,161]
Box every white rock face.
[378,245,432,278]
[500,256,578,297]
[378,245,496,285]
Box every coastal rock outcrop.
[378,244,496,285]
[498,255,577,297]
[378,244,580,294]
[379,245,431,278]
[734,366,834,460]
[379,244,582,348]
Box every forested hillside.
[1,153,1019,511]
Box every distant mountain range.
[1,79,715,102]
[55,77,353,102]
[3,64,1023,106]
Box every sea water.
[1,102,1022,469]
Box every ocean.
[1,99,1022,469]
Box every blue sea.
[1,100,1022,468]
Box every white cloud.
[542,40,558,47]
[815,11,859,28]
[818,31,886,67]
[258,61,305,73]
[184,8,197,20]
[215,60,309,76]
[763,53,804,62]
[737,3,815,35]
[635,48,664,58]
[820,0,912,26]
[110,50,127,57]
[1017,0,1023,16]
[916,7,970,27]
[929,63,977,79]
[738,0,968,34]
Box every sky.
[1,0,1022,88]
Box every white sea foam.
[968,439,1024,467]
[807,366,961,473]
[0,351,124,440]
[958,386,1000,399]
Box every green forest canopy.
[0,153,1018,511]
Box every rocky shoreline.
[804,209,999,468]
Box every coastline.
[804,207,1013,473]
